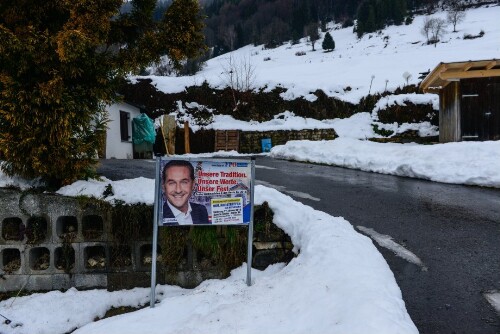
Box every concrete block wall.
[1,188,295,291]
[1,189,221,291]
[0,189,117,292]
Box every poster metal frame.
[150,156,255,308]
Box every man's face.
[163,166,194,213]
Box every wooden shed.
[420,59,500,142]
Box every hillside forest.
[153,0,481,65]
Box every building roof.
[420,59,500,94]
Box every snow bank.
[270,138,500,188]
[0,186,417,334]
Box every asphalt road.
[97,157,500,333]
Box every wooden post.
[162,115,176,155]
[160,118,169,155]
[184,121,190,154]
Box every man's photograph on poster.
[160,159,252,226]
[161,160,209,225]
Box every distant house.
[420,59,500,142]
[104,101,154,159]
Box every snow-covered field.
[141,5,500,104]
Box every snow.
[139,6,500,104]
[327,112,379,139]
[187,110,344,133]
[377,121,439,137]
[372,93,439,114]
[56,177,155,205]
[0,288,153,334]
[269,137,500,188]
[0,163,43,190]
[357,226,427,271]
[484,291,500,315]
[0,186,417,334]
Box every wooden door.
[214,130,240,151]
[460,78,500,140]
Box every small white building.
[104,101,142,159]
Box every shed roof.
[420,59,500,94]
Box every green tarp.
[132,114,155,145]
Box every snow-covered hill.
[139,5,499,104]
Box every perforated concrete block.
[74,273,107,289]
[0,244,26,275]
[0,275,26,292]
[81,242,109,273]
[25,244,55,275]
[52,274,75,290]
[25,274,53,291]
[53,243,78,275]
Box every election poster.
[159,158,253,226]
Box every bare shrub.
[220,54,256,110]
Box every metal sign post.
[150,157,161,308]
[246,158,255,286]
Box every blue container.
[261,138,272,152]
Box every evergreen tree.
[0,0,205,186]
[390,0,407,25]
[356,1,377,37]
[292,0,311,42]
[356,0,406,37]
[366,5,377,31]
[322,31,335,51]
[159,0,206,68]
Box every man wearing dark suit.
[162,160,209,225]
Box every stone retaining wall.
[174,128,338,154]
[239,129,337,153]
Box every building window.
[120,111,131,141]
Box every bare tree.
[421,17,447,45]
[220,54,256,111]
[430,18,447,45]
[446,1,466,32]
[221,25,237,51]
[421,17,433,44]
[305,22,320,51]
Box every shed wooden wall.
[439,81,461,142]
[461,77,500,141]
